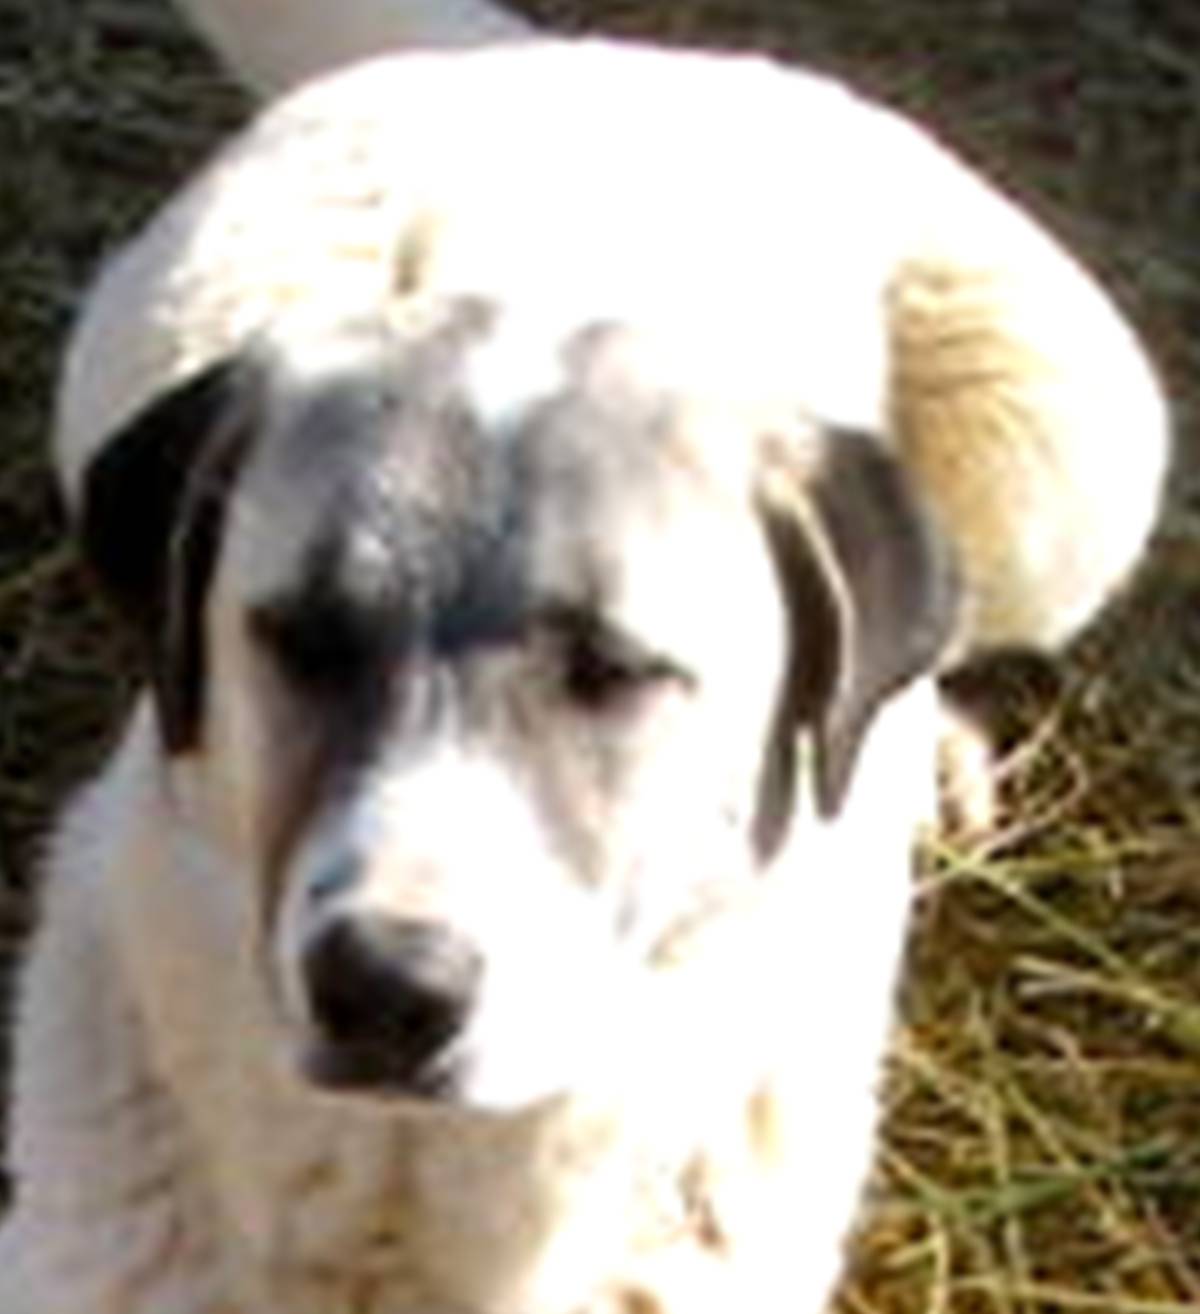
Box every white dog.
[0,37,1166,1314]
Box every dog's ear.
[77,355,257,754]
[753,426,959,854]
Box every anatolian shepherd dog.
[0,38,1166,1314]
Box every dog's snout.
[301,913,483,1094]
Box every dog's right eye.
[249,599,388,695]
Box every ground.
[1,2,1199,1310]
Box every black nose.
[300,913,483,1095]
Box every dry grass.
[2,1,1199,1309]
[856,641,1200,1312]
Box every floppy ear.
[77,355,257,755]
[753,426,959,853]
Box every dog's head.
[76,303,957,1111]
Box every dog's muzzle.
[299,911,484,1099]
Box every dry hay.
[1,1,1198,1308]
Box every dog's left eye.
[546,610,690,714]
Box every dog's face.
[77,304,956,1112]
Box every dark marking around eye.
[540,605,693,713]
[250,596,393,694]
[246,504,420,698]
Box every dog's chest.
[232,1104,743,1314]
[234,1105,622,1314]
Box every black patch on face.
[251,532,414,707]
[79,356,256,753]
[247,332,703,813]
[249,369,534,774]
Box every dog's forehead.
[229,315,753,628]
